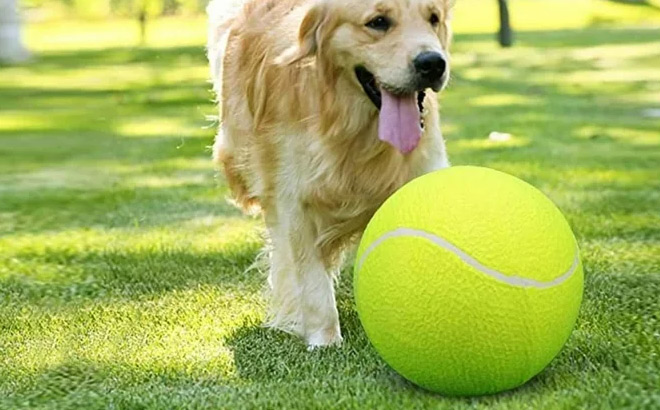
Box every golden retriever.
[207,0,452,347]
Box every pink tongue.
[378,88,422,154]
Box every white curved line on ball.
[356,228,579,289]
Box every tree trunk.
[0,0,31,63]
[139,9,148,45]
[497,0,513,48]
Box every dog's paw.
[306,327,343,350]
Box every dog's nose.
[413,52,447,86]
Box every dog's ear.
[276,2,330,65]
[435,0,454,51]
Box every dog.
[207,0,452,348]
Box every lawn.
[1,1,659,408]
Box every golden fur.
[208,0,452,347]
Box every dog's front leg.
[297,250,342,349]
[292,211,342,348]
[266,206,342,348]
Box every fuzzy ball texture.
[354,166,583,396]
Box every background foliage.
[20,0,660,19]
[22,0,207,18]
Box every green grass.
[1,1,660,408]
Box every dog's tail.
[206,0,245,96]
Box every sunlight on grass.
[1,220,265,393]
[125,174,206,188]
[117,117,194,138]
[583,238,660,275]
[563,67,660,84]
[1,64,208,92]
[470,94,540,107]
[570,38,660,61]
[576,126,660,146]
[3,286,260,381]
[451,135,531,150]
[0,167,116,192]
[0,113,57,132]
[0,221,262,288]
[481,163,659,190]
[114,158,217,175]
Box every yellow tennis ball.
[354,166,583,396]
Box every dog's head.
[280,0,453,153]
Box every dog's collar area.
[355,66,427,129]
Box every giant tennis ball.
[354,166,583,396]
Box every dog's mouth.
[355,66,426,155]
[355,67,426,117]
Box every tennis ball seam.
[356,227,579,289]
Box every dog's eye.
[430,13,440,27]
[366,16,392,32]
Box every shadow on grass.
[25,45,207,72]
[0,180,245,238]
[0,80,213,112]
[1,240,262,306]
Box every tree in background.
[0,0,31,63]
[136,0,164,45]
[133,0,203,44]
[113,0,199,44]
[497,0,513,47]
